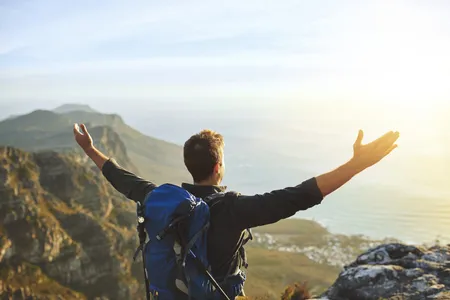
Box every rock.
[0,146,144,300]
[318,243,450,300]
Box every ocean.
[117,100,450,245]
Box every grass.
[244,233,341,299]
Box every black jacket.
[102,158,324,279]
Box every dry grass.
[237,281,312,300]
[243,246,339,299]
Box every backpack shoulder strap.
[133,201,151,300]
[204,191,253,283]
[204,191,240,208]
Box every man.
[73,123,399,297]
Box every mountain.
[53,104,98,114]
[5,114,18,120]
[0,107,190,185]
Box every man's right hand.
[315,129,399,197]
[73,123,94,152]
[351,129,400,172]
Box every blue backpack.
[133,184,251,300]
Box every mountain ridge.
[0,106,190,185]
[53,104,98,114]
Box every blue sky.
[1,0,450,107]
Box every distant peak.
[53,104,97,114]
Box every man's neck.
[194,179,220,186]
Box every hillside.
[0,106,190,185]
[0,146,144,299]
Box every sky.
[1,0,450,109]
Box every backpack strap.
[172,223,231,300]
[180,221,210,267]
[203,191,227,208]
[205,191,253,283]
[133,201,151,300]
[221,228,252,281]
[238,228,253,269]
[170,201,230,300]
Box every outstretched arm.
[316,130,399,196]
[229,129,400,230]
[73,123,156,203]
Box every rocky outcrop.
[318,243,450,300]
[243,243,450,300]
[0,146,144,300]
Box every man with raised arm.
[74,123,399,298]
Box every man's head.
[183,129,225,185]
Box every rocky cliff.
[317,243,450,300]
[0,146,145,300]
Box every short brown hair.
[183,129,224,183]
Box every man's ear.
[213,163,220,174]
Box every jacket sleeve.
[228,178,324,230]
[101,158,157,203]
